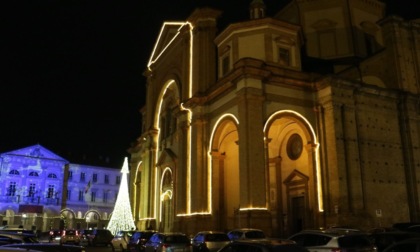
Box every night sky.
[1,0,418,168]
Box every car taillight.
[331,249,341,252]
[163,243,171,248]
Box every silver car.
[111,230,136,252]
[144,233,191,252]
[191,231,230,252]
[288,229,377,252]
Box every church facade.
[128,0,420,237]
[0,144,121,231]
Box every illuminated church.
[128,0,420,236]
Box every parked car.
[369,229,420,252]
[0,248,43,252]
[0,231,39,245]
[78,230,93,245]
[289,229,377,252]
[2,243,86,252]
[86,229,114,246]
[111,230,136,252]
[382,237,420,252]
[144,232,191,252]
[60,229,81,245]
[227,228,266,241]
[127,230,157,252]
[191,231,231,252]
[218,239,309,252]
[49,230,62,243]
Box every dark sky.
[1,0,417,168]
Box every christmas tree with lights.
[107,157,136,234]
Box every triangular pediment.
[157,148,177,167]
[1,144,68,162]
[284,169,309,185]
[148,22,188,67]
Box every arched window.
[48,173,57,178]
[29,171,39,176]
[9,170,19,175]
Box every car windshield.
[338,235,372,248]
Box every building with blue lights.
[0,144,121,232]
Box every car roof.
[196,231,227,234]
[292,229,365,237]
[229,228,264,232]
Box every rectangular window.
[116,176,121,185]
[278,48,290,66]
[47,185,54,198]
[93,173,97,183]
[28,183,36,197]
[104,175,109,184]
[78,190,84,201]
[67,189,71,201]
[222,55,230,76]
[91,191,96,202]
[80,172,86,182]
[68,170,73,180]
[7,182,16,196]
[103,191,108,203]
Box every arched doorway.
[264,111,320,237]
[85,211,100,229]
[210,115,240,231]
[160,168,173,232]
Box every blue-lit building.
[0,144,121,232]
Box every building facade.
[0,144,121,232]
[128,0,420,237]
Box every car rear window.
[244,231,265,239]
[338,235,372,248]
[205,233,230,241]
[164,235,190,243]
[66,230,76,235]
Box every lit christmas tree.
[107,157,136,234]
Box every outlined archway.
[209,114,240,230]
[152,79,181,228]
[264,110,322,236]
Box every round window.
[287,134,303,160]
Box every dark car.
[369,230,420,252]
[191,231,231,252]
[382,237,420,252]
[49,230,62,243]
[2,243,86,252]
[144,232,191,252]
[127,230,157,252]
[86,229,114,246]
[218,239,309,252]
[0,231,39,245]
[79,229,93,245]
[289,229,377,252]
